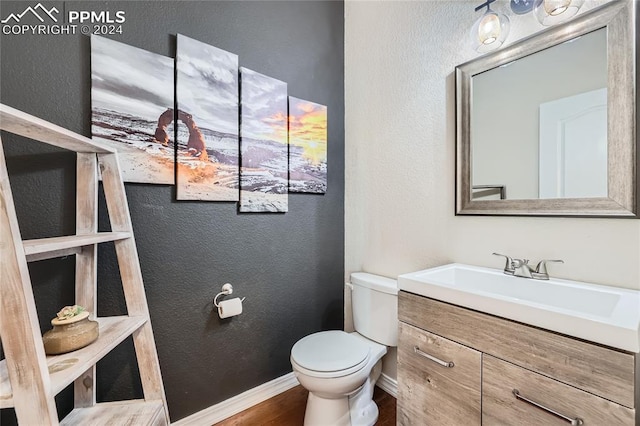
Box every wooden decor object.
[42,310,99,355]
[0,103,169,425]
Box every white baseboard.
[376,373,398,398]
[172,372,299,426]
[173,370,396,425]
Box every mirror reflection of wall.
[471,27,607,200]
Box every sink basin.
[398,263,640,352]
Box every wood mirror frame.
[456,0,636,217]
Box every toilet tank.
[350,272,398,347]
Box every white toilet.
[290,273,398,426]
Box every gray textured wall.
[0,1,344,422]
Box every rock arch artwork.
[154,108,207,160]
[239,67,289,213]
[175,34,240,201]
[91,35,174,184]
[288,97,328,194]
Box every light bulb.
[544,0,571,15]
[470,9,510,53]
[534,0,584,26]
[479,13,500,45]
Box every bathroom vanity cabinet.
[397,291,638,426]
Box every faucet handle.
[535,259,564,275]
[493,253,514,273]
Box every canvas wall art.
[176,34,239,201]
[91,35,174,184]
[288,97,328,194]
[239,68,288,213]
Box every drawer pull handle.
[512,389,584,426]
[413,347,454,368]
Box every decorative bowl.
[42,310,99,355]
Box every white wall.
[344,0,638,381]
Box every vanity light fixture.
[471,0,510,53]
[533,0,585,26]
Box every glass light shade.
[471,9,510,53]
[510,0,535,15]
[534,0,585,26]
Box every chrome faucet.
[512,258,533,279]
[492,253,515,275]
[532,259,564,280]
[493,253,563,280]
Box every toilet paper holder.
[213,283,245,307]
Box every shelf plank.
[74,152,99,408]
[60,400,165,426]
[0,136,58,422]
[0,315,147,408]
[0,104,114,153]
[100,153,169,422]
[23,232,131,262]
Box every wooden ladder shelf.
[0,104,169,425]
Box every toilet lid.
[291,331,370,372]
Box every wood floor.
[214,385,396,426]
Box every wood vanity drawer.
[482,355,635,425]
[399,291,635,408]
[397,322,481,426]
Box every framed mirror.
[456,0,636,217]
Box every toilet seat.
[291,331,371,378]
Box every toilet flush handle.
[345,282,354,291]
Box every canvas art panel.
[176,34,240,201]
[288,97,328,194]
[91,35,174,184]
[239,68,288,212]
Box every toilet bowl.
[291,331,387,426]
[290,273,398,426]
